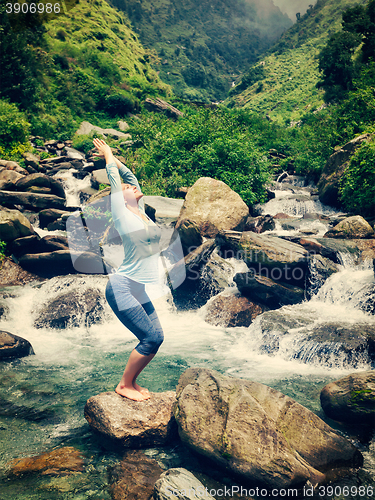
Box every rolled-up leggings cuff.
[105,274,164,356]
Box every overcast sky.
[272,0,315,20]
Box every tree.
[342,0,375,62]
[317,31,361,102]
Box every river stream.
[0,173,374,499]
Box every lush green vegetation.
[119,107,274,205]
[0,0,170,150]
[339,137,375,217]
[108,0,292,102]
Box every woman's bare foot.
[115,383,149,401]
[133,382,150,395]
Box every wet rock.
[318,133,372,207]
[172,247,235,310]
[154,468,215,500]
[8,446,84,476]
[108,450,163,500]
[34,287,104,329]
[175,178,249,254]
[244,215,275,233]
[204,293,265,327]
[321,371,375,425]
[0,190,66,211]
[290,323,375,368]
[174,368,362,489]
[38,235,69,253]
[15,173,65,199]
[84,391,177,448]
[38,208,70,228]
[324,216,374,239]
[217,230,309,286]
[0,330,34,359]
[234,271,305,308]
[0,257,43,286]
[307,254,340,295]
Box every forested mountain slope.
[227,0,367,124]
[108,0,292,102]
[0,0,170,139]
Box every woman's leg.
[105,275,164,401]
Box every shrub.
[102,92,139,117]
[339,138,375,217]
[0,100,30,147]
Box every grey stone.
[174,368,362,489]
[154,468,215,500]
[84,391,177,448]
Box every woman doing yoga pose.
[93,138,164,402]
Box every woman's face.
[121,183,143,204]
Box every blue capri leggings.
[105,274,164,356]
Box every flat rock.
[0,190,66,211]
[0,330,34,359]
[217,230,309,286]
[174,368,363,489]
[144,195,184,219]
[84,391,177,448]
[321,371,375,425]
[234,271,305,307]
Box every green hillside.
[0,0,170,140]
[227,0,367,124]
[108,0,292,102]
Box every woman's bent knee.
[136,332,164,356]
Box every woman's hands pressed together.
[93,138,115,164]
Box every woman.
[93,138,163,402]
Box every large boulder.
[320,371,375,425]
[38,208,70,229]
[234,271,305,307]
[34,287,104,329]
[217,231,309,286]
[174,368,363,489]
[204,293,266,327]
[0,190,66,211]
[324,216,374,239]
[175,178,249,254]
[108,450,163,500]
[84,391,177,448]
[0,331,34,360]
[0,207,34,242]
[318,133,372,207]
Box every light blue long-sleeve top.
[106,160,161,284]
